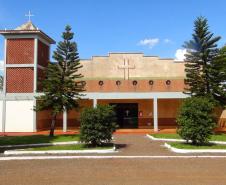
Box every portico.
[58,91,188,132]
[85,92,188,131]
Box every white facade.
[5,100,35,132]
[0,100,3,132]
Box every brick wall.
[37,68,45,92]
[37,40,50,91]
[7,38,34,64]
[6,68,34,93]
[38,40,49,67]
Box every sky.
[0,0,226,68]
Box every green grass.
[0,134,80,146]
[150,133,226,142]
[26,144,113,151]
[151,133,182,139]
[210,134,226,142]
[169,142,226,149]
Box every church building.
[0,21,225,133]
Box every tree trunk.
[49,113,57,137]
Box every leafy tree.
[36,25,84,137]
[80,105,118,146]
[183,16,221,97]
[0,76,3,91]
[209,46,226,106]
[177,97,216,145]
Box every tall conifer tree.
[0,76,3,91]
[183,16,221,96]
[36,25,84,136]
[209,46,226,105]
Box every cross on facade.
[25,10,34,22]
[118,59,135,80]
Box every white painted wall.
[0,100,3,132]
[5,100,34,132]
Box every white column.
[2,38,7,134]
[2,99,6,133]
[33,37,38,92]
[63,108,67,132]
[93,99,97,108]
[33,99,37,132]
[153,97,158,132]
[3,38,7,94]
[33,37,38,132]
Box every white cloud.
[164,38,172,43]
[138,38,159,49]
[174,49,187,61]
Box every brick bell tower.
[0,21,55,132]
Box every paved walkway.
[113,134,172,156]
[113,134,226,156]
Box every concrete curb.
[146,134,226,145]
[4,146,117,155]
[164,143,226,153]
[0,141,80,148]
[146,134,184,142]
[2,155,226,161]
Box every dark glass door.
[110,103,138,128]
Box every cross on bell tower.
[25,10,34,22]
[0,20,55,94]
[0,19,55,133]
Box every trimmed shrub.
[176,97,216,145]
[80,105,118,146]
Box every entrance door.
[110,103,138,128]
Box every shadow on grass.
[182,142,216,147]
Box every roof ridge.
[15,21,38,31]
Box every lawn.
[26,143,113,151]
[168,142,226,149]
[150,133,226,142]
[0,134,80,146]
[151,133,181,139]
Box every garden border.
[4,146,117,155]
[164,143,226,153]
[146,134,226,145]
